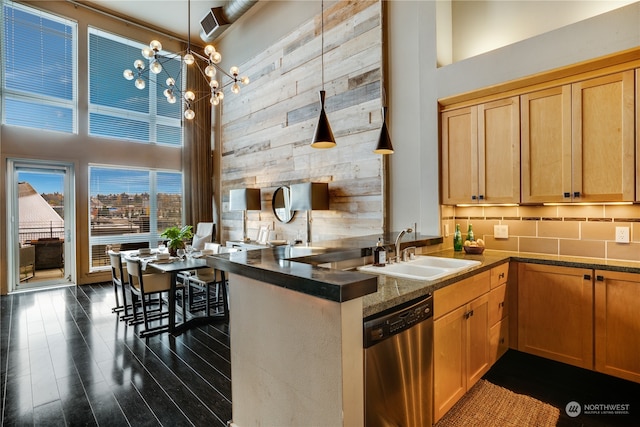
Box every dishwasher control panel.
[363,294,433,348]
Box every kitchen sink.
[358,256,481,281]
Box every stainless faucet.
[394,228,413,262]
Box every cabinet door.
[466,293,490,388]
[488,283,507,326]
[489,316,509,365]
[517,263,593,369]
[434,305,467,422]
[521,86,572,203]
[478,97,520,204]
[637,69,640,202]
[572,71,635,202]
[441,107,478,204]
[595,270,640,383]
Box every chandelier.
[122,2,248,120]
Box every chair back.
[192,222,215,250]
[108,250,127,284]
[204,242,221,254]
[124,257,142,291]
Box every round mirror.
[272,186,295,223]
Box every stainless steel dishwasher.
[364,293,433,427]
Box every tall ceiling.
[79,0,230,42]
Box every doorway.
[7,159,76,292]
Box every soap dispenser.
[374,238,386,267]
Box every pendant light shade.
[374,107,394,154]
[311,90,336,149]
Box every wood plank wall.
[219,0,384,244]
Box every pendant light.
[374,106,394,154]
[311,0,336,149]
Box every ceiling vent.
[200,7,229,41]
[200,0,258,42]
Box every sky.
[19,172,63,194]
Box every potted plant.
[160,225,193,256]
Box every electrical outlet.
[615,226,630,243]
[494,225,509,239]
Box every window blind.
[2,0,76,132]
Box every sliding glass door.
[7,159,76,292]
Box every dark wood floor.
[484,350,640,427]
[1,283,231,426]
[3,283,640,426]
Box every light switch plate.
[494,225,509,239]
[615,226,630,243]
[443,224,450,237]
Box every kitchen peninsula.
[207,233,640,426]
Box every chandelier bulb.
[241,76,250,85]
[230,66,239,77]
[184,108,195,120]
[232,83,240,94]
[211,52,222,64]
[133,59,145,70]
[166,77,175,87]
[204,45,216,56]
[184,90,196,102]
[149,40,162,52]
[163,88,171,98]
[209,79,219,89]
[211,96,220,106]
[184,53,195,65]
[123,69,134,80]
[150,60,162,74]
[217,90,224,100]
[167,94,177,104]
[205,64,217,77]
[135,78,146,90]
[141,46,154,58]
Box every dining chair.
[108,250,130,319]
[191,222,215,251]
[184,243,229,317]
[124,257,178,337]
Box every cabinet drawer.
[491,263,509,288]
[489,316,509,365]
[488,283,508,326]
[434,270,491,319]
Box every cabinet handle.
[583,274,591,280]
[563,192,571,198]
[499,301,505,308]
[499,272,505,279]
[464,310,474,319]
[596,275,604,281]
[472,195,477,200]
[500,338,505,344]
[574,191,580,198]
[478,195,484,200]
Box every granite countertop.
[206,232,443,303]
[207,232,640,314]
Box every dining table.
[120,250,227,336]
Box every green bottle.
[466,224,475,242]
[453,224,463,251]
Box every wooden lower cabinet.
[517,263,593,369]
[595,270,640,383]
[434,270,494,423]
[489,317,509,365]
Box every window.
[88,28,183,145]
[88,166,183,270]
[1,1,77,132]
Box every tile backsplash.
[439,204,640,262]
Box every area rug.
[435,379,560,427]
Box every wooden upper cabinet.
[572,71,635,202]
[441,97,520,205]
[637,69,640,202]
[441,107,478,204]
[521,86,572,203]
